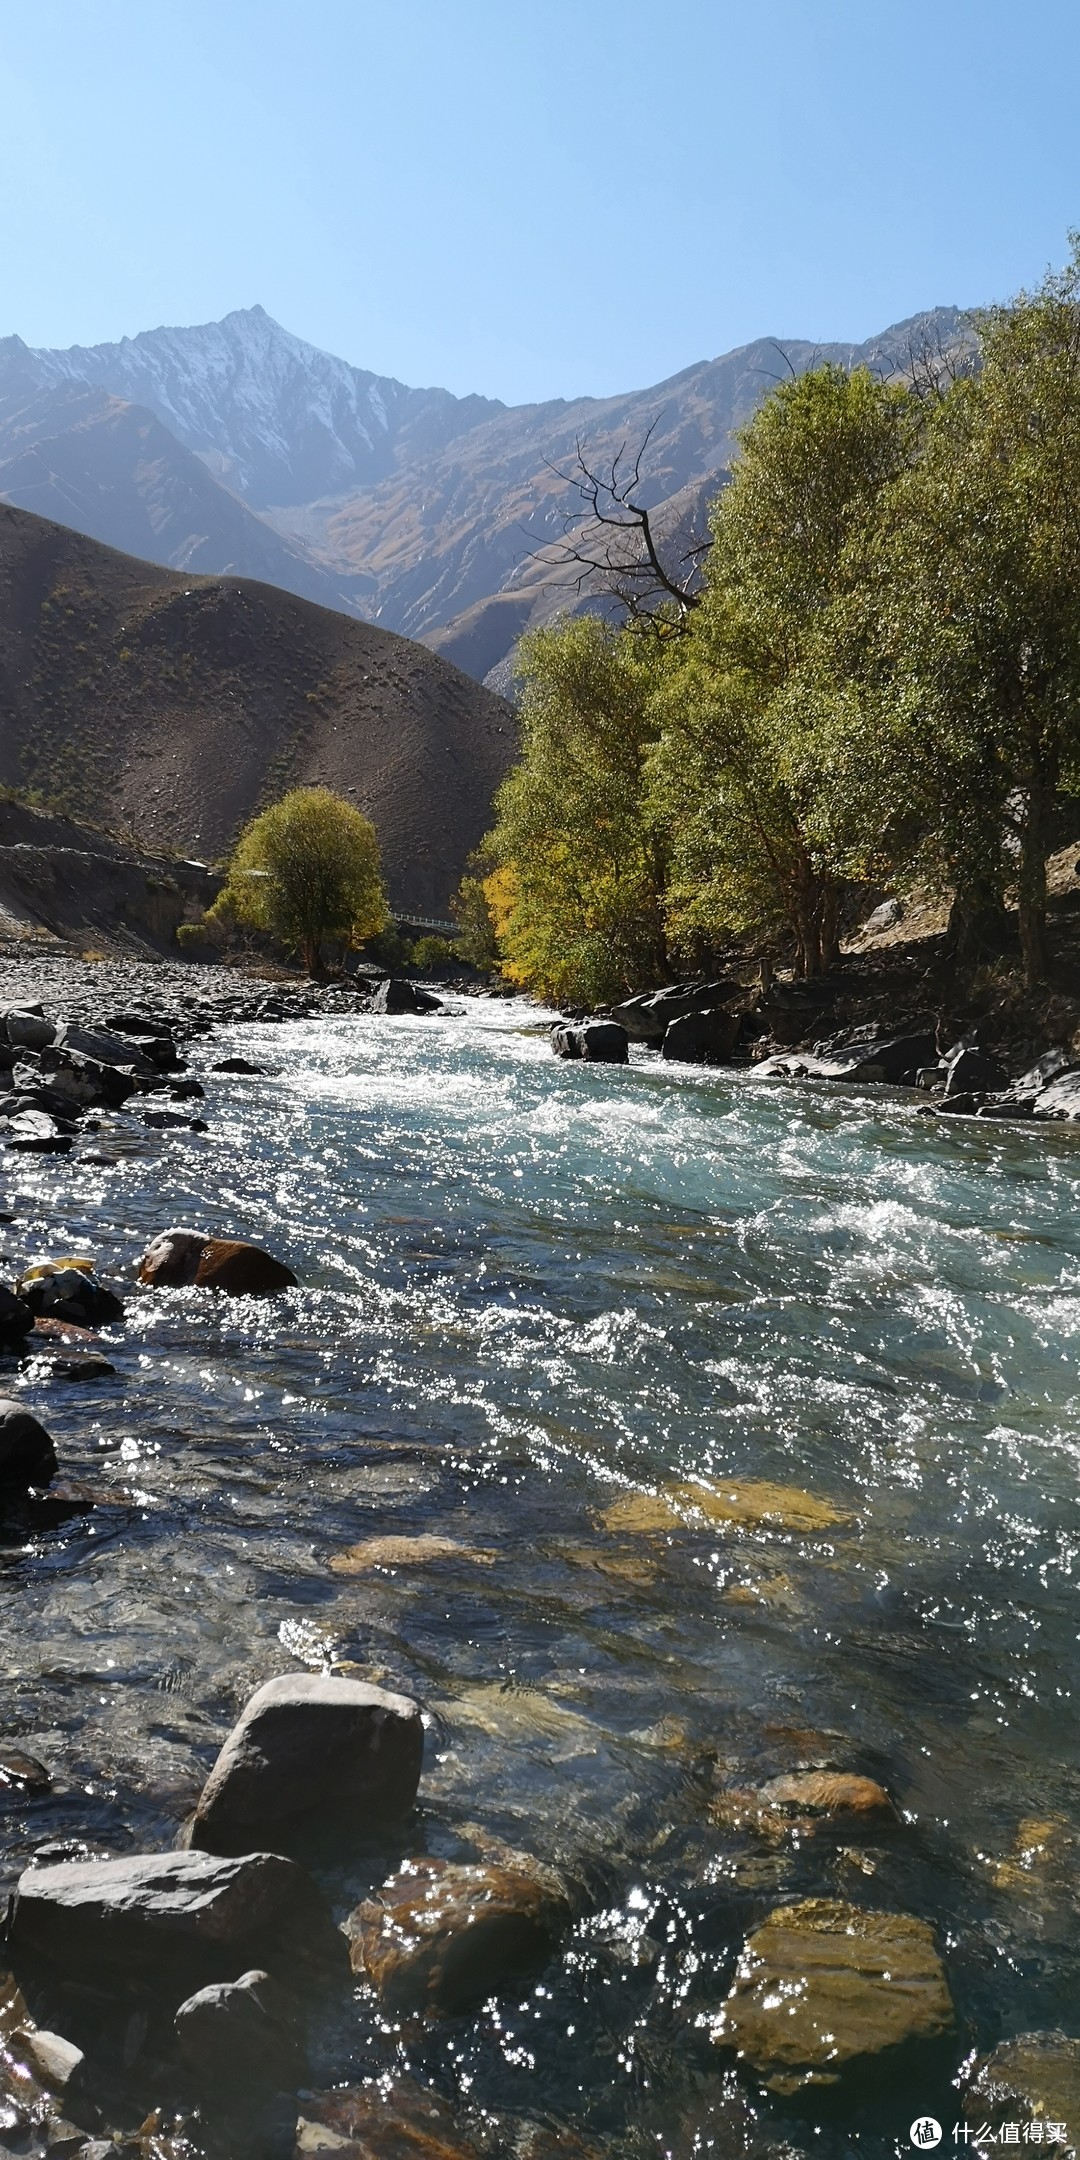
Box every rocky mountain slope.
[0,304,972,683]
[0,503,515,913]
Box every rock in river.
[138,1228,297,1294]
[710,1898,954,2094]
[191,1672,423,1853]
[962,2030,1080,2139]
[601,1476,852,1537]
[551,1021,629,1064]
[348,1854,570,2013]
[18,1260,124,1328]
[660,1007,741,1064]
[174,1966,305,2085]
[0,1399,58,1491]
[8,1849,322,1973]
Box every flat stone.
[9,1848,316,1970]
[174,1966,304,2085]
[963,2031,1080,2137]
[12,2027,83,2092]
[348,1855,570,2013]
[191,1673,423,1853]
[600,1477,852,1537]
[329,1535,495,1575]
[710,1898,954,2094]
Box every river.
[2,996,1079,2157]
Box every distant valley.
[0,303,972,686]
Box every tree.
[654,364,919,974]
[209,786,388,975]
[534,418,707,627]
[869,244,1080,983]
[486,616,669,1004]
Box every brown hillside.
[0,504,516,913]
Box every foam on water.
[2,998,1079,2154]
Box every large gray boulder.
[551,1022,629,1064]
[371,979,442,1016]
[0,1399,58,1490]
[1,1005,55,1053]
[54,1024,153,1072]
[660,1008,741,1065]
[191,1673,424,1853]
[9,1849,315,1970]
[612,981,744,1041]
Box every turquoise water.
[2,999,1079,2155]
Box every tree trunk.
[1017,782,1052,987]
[820,880,841,973]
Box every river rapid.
[2,995,1079,2158]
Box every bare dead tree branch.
[524,411,710,629]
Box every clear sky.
[3,0,1080,406]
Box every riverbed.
[2,995,1078,2157]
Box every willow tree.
[654,364,920,975]
[209,786,388,974]
[487,616,668,1004]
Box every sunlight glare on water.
[2,997,1079,2156]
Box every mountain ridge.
[0,303,975,683]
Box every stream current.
[2,998,1079,2157]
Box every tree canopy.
[210,786,389,974]
[469,242,1080,999]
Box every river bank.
[0,985,1077,2158]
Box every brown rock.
[600,1477,852,1537]
[191,1672,423,1852]
[348,1854,570,2013]
[329,1534,496,1575]
[295,2078,480,2158]
[138,1228,297,1294]
[962,2030,1080,2138]
[756,1771,894,1820]
[711,1897,954,2094]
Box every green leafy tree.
[209,786,388,975]
[653,364,919,974]
[487,616,669,1004]
[869,245,1080,982]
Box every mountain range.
[0,303,972,686]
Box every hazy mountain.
[0,502,514,912]
[11,307,504,505]
[0,375,364,614]
[0,305,973,685]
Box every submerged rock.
[191,1672,423,1852]
[600,1477,852,1537]
[348,1854,570,2013]
[329,1533,495,1574]
[295,2078,480,2158]
[756,1771,894,1820]
[551,1021,629,1064]
[962,2030,1080,2139]
[710,1897,954,2094]
[0,1400,58,1490]
[138,1228,297,1294]
[174,1966,305,2085]
[0,1749,51,1799]
[9,1849,323,1971]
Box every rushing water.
[2,998,1079,2156]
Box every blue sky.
[3,0,1080,405]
